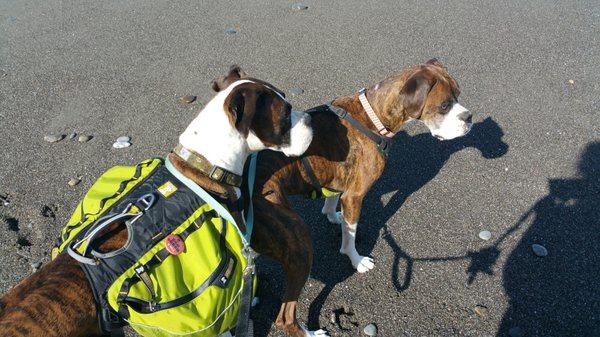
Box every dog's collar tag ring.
[358,88,395,138]
[164,234,185,255]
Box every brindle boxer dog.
[212,59,472,337]
[0,67,313,337]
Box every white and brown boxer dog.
[0,67,312,337]
[212,59,472,337]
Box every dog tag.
[164,234,185,255]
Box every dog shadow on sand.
[252,117,509,335]
[307,117,508,328]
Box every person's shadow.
[497,142,600,336]
[293,117,509,330]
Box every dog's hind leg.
[338,194,375,273]
[0,253,101,337]
[252,195,329,337]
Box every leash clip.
[242,246,258,276]
[377,140,390,157]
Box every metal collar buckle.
[209,166,226,182]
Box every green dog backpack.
[52,157,257,337]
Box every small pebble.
[44,134,64,143]
[474,305,488,317]
[69,132,77,140]
[568,79,575,85]
[68,177,81,187]
[289,87,304,95]
[292,3,309,10]
[78,135,92,143]
[113,141,131,149]
[363,323,377,336]
[31,261,42,272]
[478,230,492,241]
[0,194,9,206]
[509,326,524,337]
[116,136,130,143]
[329,312,337,325]
[225,28,237,35]
[532,244,548,257]
[180,95,197,104]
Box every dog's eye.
[440,102,450,110]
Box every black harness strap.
[98,307,126,337]
[320,103,391,157]
[298,103,392,199]
[301,157,322,191]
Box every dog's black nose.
[459,111,472,123]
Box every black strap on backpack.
[99,307,126,337]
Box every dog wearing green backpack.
[0,66,313,337]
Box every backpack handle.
[67,194,156,265]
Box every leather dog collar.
[358,88,395,138]
[172,144,243,187]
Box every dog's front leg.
[321,195,341,224]
[338,195,374,273]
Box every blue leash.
[244,153,257,243]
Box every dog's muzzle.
[281,110,313,156]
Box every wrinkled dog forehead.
[220,80,293,145]
[211,65,287,100]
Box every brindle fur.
[212,60,463,336]
[0,69,295,337]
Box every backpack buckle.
[136,194,156,212]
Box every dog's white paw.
[326,211,343,225]
[340,252,375,273]
[354,256,375,273]
[301,324,330,337]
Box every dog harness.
[52,155,258,337]
[300,89,394,198]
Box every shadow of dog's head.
[467,117,509,159]
[208,65,312,157]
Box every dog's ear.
[223,83,260,136]
[211,65,248,92]
[425,58,444,68]
[400,72,436,119]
